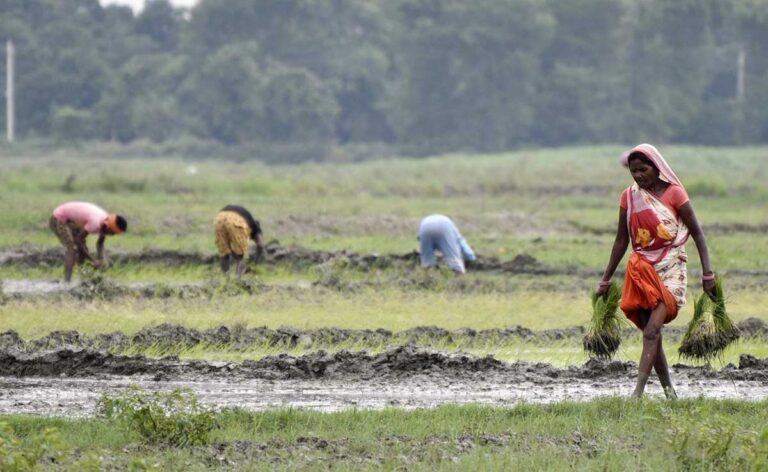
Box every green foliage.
[667,412,768,470]
[97,387,216,447]
[0,422,64,471]
[5,0,768,153]
[210,277,263,297]
[51,107,99,142]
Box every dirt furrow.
[1,345,767,383]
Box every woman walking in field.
[596,144,715,398]
[214,205,265,276]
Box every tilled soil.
[1,324,767,415]
[0,243,577,275]
[1,319,766,353]
[3,344,768,382]
[1,346,767,416]
[4,243,767,276]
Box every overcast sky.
[100,0,198,12]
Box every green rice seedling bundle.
[583,282,624,359]
[679,276,740,361]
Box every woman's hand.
[596,280,611,298]
[703,272,716,298]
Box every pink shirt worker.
[49,201,127,282]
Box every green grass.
[2,398,768,470]
[0,288,588,335]
[1,272,765,336]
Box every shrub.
[0,422,63,471]
[97,387,216,446]
[668,416,768,470]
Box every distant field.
[1,145,766,270]
[1,145,766,355]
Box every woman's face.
[628,158,659,189]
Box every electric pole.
[6,40,15,143]
[736,45,745,103]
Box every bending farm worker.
[596,144,715,399]
[50,201,127,282]
[418,214,476,274]
[214,205,265,276]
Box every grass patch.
[1,397,767,470]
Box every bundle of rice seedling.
[583,282,624,359]
[679,276,740,361]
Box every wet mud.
[4,245,767,289]
[0,277,319,301]
[2,343,768,383]
[0,243,553,275]
[0,347,767,416]
[1,322,767,415]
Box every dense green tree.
[389,0,555,151]
[135,0,181,51]
[534,0,629,145]
[180,42,264,144]
[2,0,768,153]
[622,0,716,143]
[260,61,340,142]
[733,0,768,142]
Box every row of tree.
[2,0,768,155]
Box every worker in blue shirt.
[417,214,476,274]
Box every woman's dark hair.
[221,205,262,239]
[627,151,657,170]
[116,215,128,232]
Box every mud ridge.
[0,243,556,275]
[5,245,768,283]
[2,319,766,354]
[1,345,767,382]
[0,324,564,352]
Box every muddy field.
[1,329,768,416]
[3,243,768,418]
[4,371,768,417]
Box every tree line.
[2,0,767,157]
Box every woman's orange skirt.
[620,253,679,329]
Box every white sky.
[100,0,199,13]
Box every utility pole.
[736,45,745,103]
[735,45,746,144]
[6,40,15,143]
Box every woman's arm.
[597,207,630,296]
[677,201,715,296]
